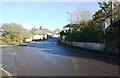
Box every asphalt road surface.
[1,38,119,76]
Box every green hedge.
[63,28,104,43]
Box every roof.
[53,29,61,34]
[63,24,73,28]
[63,24,80,28]
[34,28,51,35]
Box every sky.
[0,2,100,31]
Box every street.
[1,38,119,76]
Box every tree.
[1,23,32,44]
[97,0,120,24]
[72,10,92,24]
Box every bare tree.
[72,10,92,24]
[79,10,92,21]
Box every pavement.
[0,67,12,77]
[1,38,119,76]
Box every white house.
[32,35,42,40]
[47,32,53,38]
[63,24,73,32]
[25,37,32,42]
[52,29,61,38]
[63,24,80,32]
[53,34,60,37]
[32,27,50,41]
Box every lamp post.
[67,12,72,25]
[67,12,73,45]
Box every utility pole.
[110,0,113,25]
[67,12,73,45]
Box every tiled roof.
[34,28,50,35]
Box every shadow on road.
[19,38,119,66]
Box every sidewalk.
[0,43,30,47]
[0,45,13,47]
[0,67,12,77]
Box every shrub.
[61,27,104,43]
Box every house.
[63,24,73,32]
[32,27,51,41]
[47,32,53,38]
[52,29,61,37]
[33,34,44,40]
[25,37,32,42]
[63,24,80,32]
[33,30,47,40]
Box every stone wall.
[61,40,105,51]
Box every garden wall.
[61,40,105,51]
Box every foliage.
[72,28,104,43]
[1,23,32,44]
[60,20,105,43]
[60,1,120,43]
[93,1,120,29]
[113,2,120,21]
[60,30,66,40]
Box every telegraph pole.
[110,0,113,25]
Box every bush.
[1,23,32,44]
[62,27,104,43]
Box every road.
[1,38,119,76]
